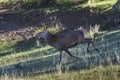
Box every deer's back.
[54,30,85,49]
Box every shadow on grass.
[0,1,120,76]
[0,30,120,74]
[0,35,120,76]
[0,0,120,55]
[0,48,119,76]
[2,0,119,32]
[0,51,12,57]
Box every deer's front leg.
[64,49,79,60]
[59,51,62,65]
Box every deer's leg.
[59,51,62,65]
[87,42,90,53]
[84,38,99,52]
[64,49,79,60]
[90,40,99,52]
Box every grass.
[0,65,120,80]
[0,0,118,53]
[0,0,8,3]
[0,0,120,79]
[89,0,116,7]
[0,40,16,53]
[0,30,119,79]
[28,65,120,80]
[0,46,52,67]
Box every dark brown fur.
[39,30,99,64]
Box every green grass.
[0,0,120,79]
[0,46,52,67]
[0,30,119,79]
[0,41,16,53]
[27,65,120,80]
[0,0,118,53]
[0,0,8,2]
[0,65,120,80]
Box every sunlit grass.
[0,29,119,80]
[0,0,120,79]
[89,0,116,7]
[0,30,119,74]
[0,64,120,80]
[0,0,8,2]
[88,0,116,13]
[0,46,53,67]
[12,65,120,80]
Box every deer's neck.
[45,32,56,46]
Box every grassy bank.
[27,65,120,80]
[0,30,119,79]
[0,65,120,80]
[0,0,120,80]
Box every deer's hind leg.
[82,38,99,53]
[87,42,90,53]
[90,39,99,52]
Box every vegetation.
[0,30,120,80]
[0,0,118,52]
[25,65,120,80]
[0,0,120,80]
[0,65,120,80]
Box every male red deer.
[37,29,99,64]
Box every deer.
[37,29,99,64]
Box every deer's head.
[37,30,49,39]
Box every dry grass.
[1,65,119,80]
